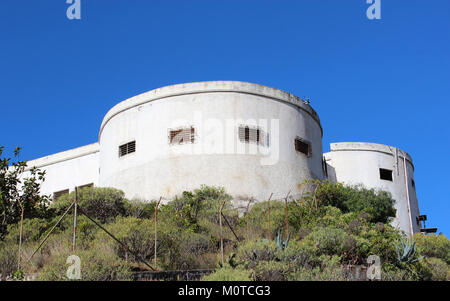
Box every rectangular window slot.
[119,141,136,157]
[411,179,415,189]
[169,127,195,144]
[239,126,262,144]
[379,168,393,181]
[295,138,311,157]
[53,189,69,201]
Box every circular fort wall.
[98,81,324,204]
[324,142,420,235]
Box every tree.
[0,146,50,240]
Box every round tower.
[324,142,420,236]
[98,81,324,203]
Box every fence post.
[246,199,253,241]
[72,187,78,252]
[154,196,162,268]
[17,200,24,271]
[285,191,290,237]
[219,200,226,266]
[267,193,273,240]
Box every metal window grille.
[119,141,136,157]
[169,127,195,144]
[238,126,261,144]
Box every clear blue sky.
[0,1,448,235]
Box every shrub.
[414,233,450,264]
[51,187,129,223]
[254,261,290,281]
[236,240,278,266]
[304,180,396,223]
[125,199,157,219]
[38,245,132,281]
[420,257,449,281]
[0,242,17,280]
[166,185,234,232]
[288,256,346,281]
[304,227,350,256]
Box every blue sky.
[0,1,448,235]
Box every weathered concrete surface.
[99,81,324,202]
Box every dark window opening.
[53,189,69,201]
[322,157,328,177]
[379,168,393,181]
[411,179,415,189]
[295,138,311,156]
[119,141,136,157]
[169,127,195,144]
[239,126,262,144]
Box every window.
[119,141,136,157]
[379,168,393,181]
[238,126,261,144]
[169,127,195,144]
[411,179,415,189]
[53,189,69,201]
[77,183,93,190]
[295,138,311,157]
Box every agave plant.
[275,228,290,251]
[394,237,423,264]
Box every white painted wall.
[23,143,99,199]
[324,142,420,236]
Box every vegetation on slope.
[0,146,448,281]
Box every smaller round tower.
[324,142,420,236]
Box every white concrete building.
[23,81,424,235]
[323,142,420,236]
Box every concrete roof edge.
[25,142,99,170]
[325,142,414,168]
[98,81,322,139]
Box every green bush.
[254,261,290,281]
[0,242,17,280]
[420,257,449,281]
[125,199,157,219]
[305,180,396,223]
[51,187,129,223]
[38,245,132,281]
[414,233,450,264]
[236,240,278,265]
[288,255,346,281]
[303,227,350,256]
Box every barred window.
[295,138,311,157]
[119,141,136,157]
[169,127,195,144]
[53,189,69,201]
[238,126,261,144]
